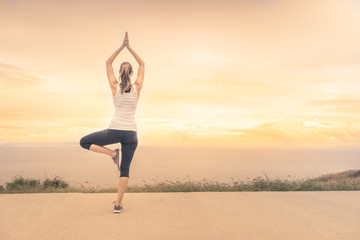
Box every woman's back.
[108,83,139,131]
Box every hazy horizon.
[1,144,359,188]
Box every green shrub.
[1,175,69,193]
[43,176,69,189]
[5,177,41,191]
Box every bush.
[1,176,69,193]
[43,176,69,189]
[5,177,41,191]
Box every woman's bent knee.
[79,137,91,150]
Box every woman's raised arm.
[128,46,145,90]
[106,33,127,64]
[105,33,127,95]
[105,45,125,94]
[106,45,125,65]
[125,33,145,93]
[127,46,144,65]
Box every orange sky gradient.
[0,0,359,147]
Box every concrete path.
[1,191,359,240]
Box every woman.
[80,32,145,214]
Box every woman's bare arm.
[106,34,127,95]
[106,45,125,64]
[105,45,125,94]
[107,32,127,64]
[127,45,144,65]
[127,45,145,93]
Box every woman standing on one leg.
[79,32,145,213]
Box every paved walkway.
[1,191,359,240]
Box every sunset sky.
[0,0,359,147]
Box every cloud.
[0,62,45,87]
[235,118,360,144]
[155,118,360,146]
[306,98,360,113]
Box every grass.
[1,169,360,194]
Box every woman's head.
[119,62,133,94]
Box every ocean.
[0,143,359,188]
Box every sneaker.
[112,149,120,171]
[112,200,124,208]
[113,204,124,213]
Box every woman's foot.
[113,200,124,208]
[112,149,120,171]
[113,204,124,213]
[113,200,124,213]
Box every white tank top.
[108,83,139,132]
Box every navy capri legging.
[80,129,138,178]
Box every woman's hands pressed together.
[121,32,130,49]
